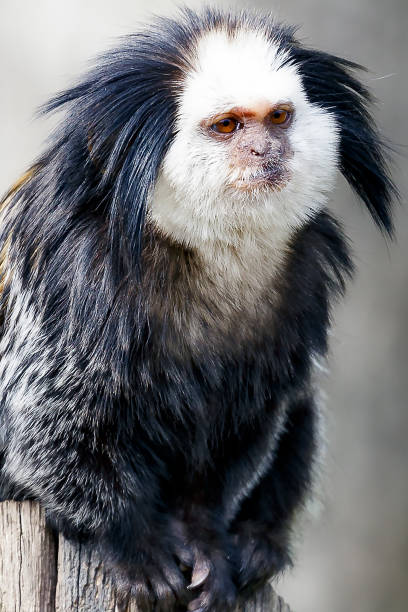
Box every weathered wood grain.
[55,536,126,612]
[0,502,292,612]
[0,501,56,612]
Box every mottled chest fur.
[141,220,289,359]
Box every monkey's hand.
[231,520,291,596]
[106,529,189,612]
[170,512,237,612]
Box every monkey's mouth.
[232,166,289,192]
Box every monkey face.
[150,27,339,249]
[201,101,294,193]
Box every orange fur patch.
[0,166,37,295]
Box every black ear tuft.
[288,47,397,235]
[41,43,181,268]
[39,14,204,270]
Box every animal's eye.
[270,109,291,125]
[211,118,239,134]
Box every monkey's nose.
[250,147,264,157]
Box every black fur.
[0,8,394,611]
[286,47,396,234]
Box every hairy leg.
[1,395,191,611]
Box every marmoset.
[0,7,395,612]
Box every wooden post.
[0,502,292,612]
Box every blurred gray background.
[1,1,407,610]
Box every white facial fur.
[150,26,339,268]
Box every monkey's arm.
[230,392,317,593]
[167,396,299,609]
